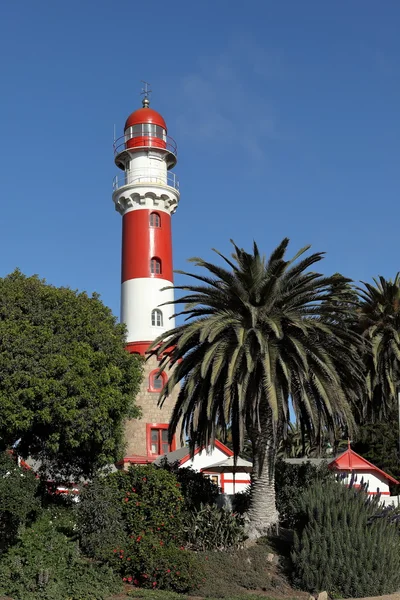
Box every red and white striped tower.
[112,90,180,464]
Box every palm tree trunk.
[246,415,279,539]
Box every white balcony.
[112,168,179,193]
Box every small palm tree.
[358,275,400,421]
[151,239,364,538]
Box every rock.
[317,592,329,600]
[267,553,275,562]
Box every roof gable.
[180,440,234,466]
[329,448,399,485]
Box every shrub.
[77,477,126,561]
[183,503,245,550]
[159,459,219,508]
[232,487,251,514]
[110,534,203,593]
[106,465,185,546]
[291,479,400,597]
[275,459,332,527]
[196,543,281,598]
[0,451,40,552]
[0,512,121,600]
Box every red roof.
[125,107,167,131]
[329,447,399,485]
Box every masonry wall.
[124,354,181,459]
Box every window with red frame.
[149,369,166,392]
[149,427,170,455]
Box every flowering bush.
[111,535,203,593]
[106,465,185,545]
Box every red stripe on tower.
[121,209,173,283]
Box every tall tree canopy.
[358,275,400,422]
[0,270,142,479]
[151,239,365,537]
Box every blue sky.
[1,1,399,319]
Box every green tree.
[151,239,364,537]
[0,270,142,479]
[358,274,400,421]
[352,415,400,490]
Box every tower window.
[149,212,161,227]
[150,257,161,275]
[148,369,167,392]
[146,423,174,456]
[151,309,163,327]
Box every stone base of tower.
[118,352,182,469]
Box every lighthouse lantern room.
[112,89,181,465]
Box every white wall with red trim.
[337,470,391,496]
[179,441,251,495]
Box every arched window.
[148,369,167,392]
[150,257,161,275]
[151,309,163,327]
[149,212,161,227]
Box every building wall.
[124,354,181,459]
[339,470,390,495]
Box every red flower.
[124,497,129,502]
[136,536,141,542]
[127,576,133,583]
[166,569,171,573]
[153,581,157,587]
[133,579,139,586]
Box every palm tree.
[277,421,349,458]
[151,239,364,538]
[358,275,400,422]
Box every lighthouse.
[112,89,181,465]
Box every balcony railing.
[112,168,179,193]
[113,133,177,157]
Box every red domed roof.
[124,107,167,131]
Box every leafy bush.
[0,451,40,552]
[291,479,400,597]
[158,459,219,508]
[232,487,251,514]
[0,512,121,600]
[275,459,332,527]
[184,503,245,551]
[77,477,126,561]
